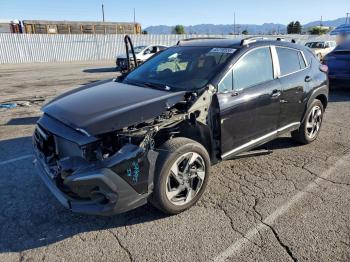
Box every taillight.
[319,64,328,73]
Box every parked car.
[33,38,328,216]
[116,45,168,70]
[305,41,336,60]
[323,40,350,87]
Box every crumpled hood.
[43,80,186,136]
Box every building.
[22,20,141,34]
[0,19,22,33]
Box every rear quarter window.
[276,47,307,76]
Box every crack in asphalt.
[301,147,350,188]
[253,199,298,262]
[108,230,133,262]
[217,203,263,249]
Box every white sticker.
[209,48,236,54]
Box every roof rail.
[240,36,297,46]
[177,37,227,45]
[240,36,268,46]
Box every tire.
[291,99,324,144]
[151,137,210,215]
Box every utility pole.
[102,2,105,22]
[320,16,323,27]
[133,8,136,25]
[233,12,236,35]
[346,13,349,24]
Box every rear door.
[218,46,281,157]
[274,46,309,127]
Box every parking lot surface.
[0,62,350,262]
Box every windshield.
[305,42,325,49]
[124,46,236,91]
[130,46,147,54]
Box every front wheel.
[151,137,210,215]
[291,99,324,144]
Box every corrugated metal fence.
[0,34,334,64]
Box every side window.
[218,70,233,92]
[232,47,274,91]
[151,46,158,53]
[276,47,305,76]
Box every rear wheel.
[151,137,210,215]
[291,99,324,144]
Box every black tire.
[150,137,210,215]
[291,99,324,144]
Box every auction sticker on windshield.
[209,48,236,54]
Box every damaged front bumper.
[33,117,158,216]
[34,158,150,215]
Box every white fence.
[0,33,335,64]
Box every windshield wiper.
[125,79,172,91]
[142,81,172,91]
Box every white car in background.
[116,45,168,70]
[305,41,336,60]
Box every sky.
[0,0,348,27]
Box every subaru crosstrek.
[33,38,329,215]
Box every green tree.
[294,21,302,34]
[287,21,294,34]
[242,29,249,35]
[309,26,330,35]
[173,25,185,34]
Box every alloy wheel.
[165,152,206,206]
[306,105,322,139]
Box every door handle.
[305,76,312,82]
[271,89,281,98]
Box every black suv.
[33,38,329,215]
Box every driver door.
[217,46,281,159]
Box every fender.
[301,84,329,122]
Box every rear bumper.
[34,148,148,216]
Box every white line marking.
[0,154,33,166]
[214,154,350,262]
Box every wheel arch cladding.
[315,94,328,109]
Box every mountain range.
[144,17,348,35]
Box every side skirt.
[221,122,300,160]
